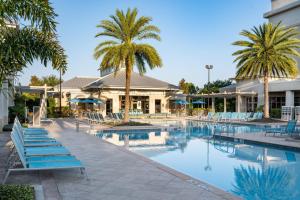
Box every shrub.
[270,108,281,119]
[0,185,34,200]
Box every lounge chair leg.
[2,170,11,184]
[81,168,89,181]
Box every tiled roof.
[84,70,179,91]
[59,77,99,89]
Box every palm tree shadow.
[232,165,295,200]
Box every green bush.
[270,108,281,119]
[256,105,264,112]
[0,185,34,200]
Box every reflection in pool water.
[96,121,300,200]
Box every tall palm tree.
[232,23,300,118]
[0,0,67,85]
[94,8,162,122]
[232,165,292,200]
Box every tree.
[29,76,43,86]
[29,75,61,87]
[233,23,300,118]
[42,75,61,87]
[0,0,67,85]
[178,78,199,94]
[94,8,162,122]
[200,79,232,94]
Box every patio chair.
[265,120,297,136]
[13,124,61,147]
[3,132,85,184]
[14,122,57,143]
[11,131,71,157]
[15,118,48,135]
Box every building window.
[119,96,149,114]
[270,96,285,109]
[295,92,300,106]
[246,97,257,112]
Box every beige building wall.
[98,90,173,116]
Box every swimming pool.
[97,121,300,200]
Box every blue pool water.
[97,121,300,200]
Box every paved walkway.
[3,119,240,200]
[214,132,300,151]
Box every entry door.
[155,100,161,113]
[106,99,113,115]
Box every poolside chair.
[265,120,297,136]
[14,122,57,143]
[11,131,71,156]
[15,118,48,135]
[13,124,62,147]
[3,132,86,184]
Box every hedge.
[0,185,34,200]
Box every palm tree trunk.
[124,61,131,122]
[263,74,270,118]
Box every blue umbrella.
[69,98,103,104]
[192,100,206,104]
[69,98,80,103]
[175,100,189,105]
[80,99,103,104]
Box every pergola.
[189,91,257,112]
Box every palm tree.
[0,0,67,85]
[232,165,292,200]
[232,23,300,118]
[94,8,162,122]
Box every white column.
[211,97,215,112]
[285,91,294,107]
[149,96,155,114]
[223,97,227,112]
[236,94,241,113]
[161,98,167,113]
[112,95,120,113]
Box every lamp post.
[205,65,213,109]
[205,65,213,84]
[59,68,62,117]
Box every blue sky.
[20,0,270,87]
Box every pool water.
[97,121,300,200]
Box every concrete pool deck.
[214,132,300,151]
[2,119,240,200]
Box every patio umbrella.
[80,99,103,104]
[69,98,81,103]
[192,100,205,105]
[175,100,189,105]
[192,100,206,109]
[69,98,103,104]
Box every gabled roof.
[59,76,99,89]
[83,70,179,91]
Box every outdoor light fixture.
[205,65,213,84]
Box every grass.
[0,185,35,200]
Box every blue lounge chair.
[265,120,297,136]
[3,134,85,184]
[15,118,48,135]
[14,123,57,143]
[13,126,61,147]
[11,131,70,156]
